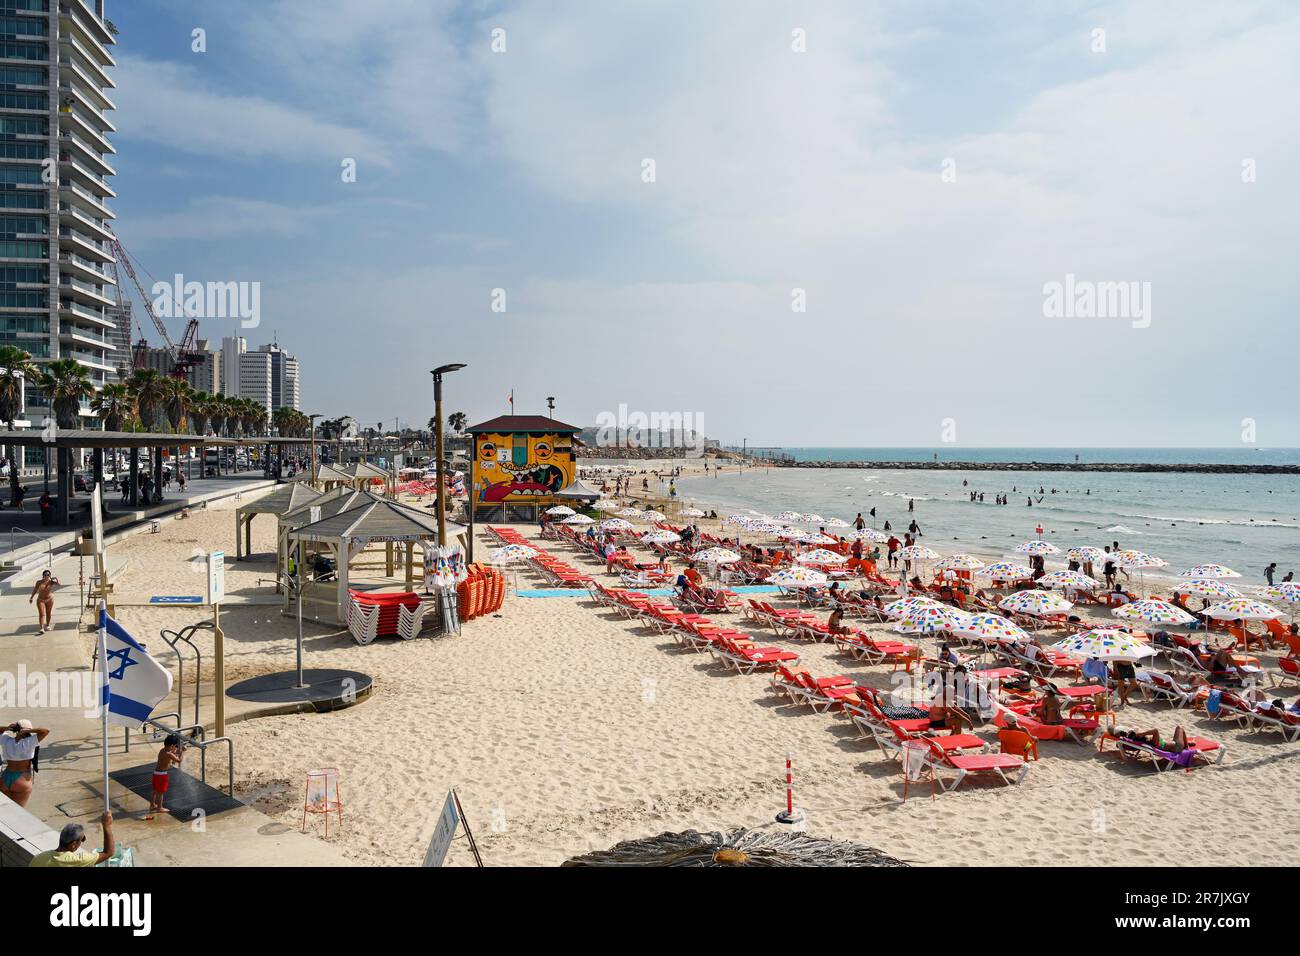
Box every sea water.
[676,449,1300,584]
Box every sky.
[105,0,1300,448]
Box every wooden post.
[213,602,225,737]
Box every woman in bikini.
[1,720,49,808]
[29,569,60,634]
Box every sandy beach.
[87,482,1300,867]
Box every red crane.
[107,233,202,379]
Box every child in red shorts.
[146,734,184,820]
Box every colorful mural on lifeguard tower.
[466,416,580,505]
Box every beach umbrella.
[682,507,706,518]
[640,510,666,522]
[796,548,846,566]
[594,499,622,513]
[489,544,538,563]
[1174,579,1243,601]
[1015,540,1060,556]
[545,505,576,517]
[641,530,681,545]
[898,545,939,561]
[1179,564,1241,580]
[562,514,595,525]
[768,567,828,588]
[692,547,742,564]
[936,553,985,571]
[1111,599,1195,626]
[776,527,807,540]
[1038,569,1101,591]
[980,562,1034,581]
[848,528,890,543]
[883,596,944,619]
[618,508,644,518]
[1265,583,1300,605]
[893,604,970,635]
[598,518,635,532]
[952,613,1028,643]
[998,590,1073,617]
[801,513,826,525]
[775,511,805,522]
[1052,629,1155,661]
[1114,550,1167,569]
[798,532,839,546]
[723,513,750,526]
[822,517,849,528]
[1066,546,1108,564]
[1201,598,1283,622]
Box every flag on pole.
[98,606,172,730]
[508,389,514,411]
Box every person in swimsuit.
[28,569,60,634]
[1123,726,1189,753]
[1,720,49,808]
[146,734,185,820]
[1036,687,1064,725]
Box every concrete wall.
[0,793,59,867]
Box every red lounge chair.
[1097,732,1225,771]
[923,738,1029,790]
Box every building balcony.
[59,298,112,328]
[58,3,116,68]
[58,33,114,90]
[57,250,115,284]
[56,156,115,198]
[57,275,114,308]
[57,55,115,112]
[58,226,112,262]
[57,83,115,133]
[59,181,114,220]
[57,201,113,241]
[58,99,115,153]
[58,130,115,177]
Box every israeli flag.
[98,608,172,729]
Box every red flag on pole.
[508,390,514,411]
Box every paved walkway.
[0,474,351,866]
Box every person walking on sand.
[29,569,59,633]
[147,734,185,820]
[853,513,865,531]
[1,719,48,808]
[1265,562,1277,586]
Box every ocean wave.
[1117,512,1300,529]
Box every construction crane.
[107,232,202,380]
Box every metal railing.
[124,711,235,798]
[6,527,52,568]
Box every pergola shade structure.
[555,479,602,502]
[285,492,467,623]
[312,463,354,488]
[234,483,324,584]
[340,461,393,494]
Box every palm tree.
[188,392,212,436]
[160,377,190,432]
[127,368,168,431]
[0,344,37,506]
[37,359,93,429]
[90,382,133,431]
[449,411,467,434]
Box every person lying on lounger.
[1120,726,1189,753]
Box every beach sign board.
[423,791,460,868]
[150,596,204,605]
[207,550,225,605]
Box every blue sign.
[149,596,204,605]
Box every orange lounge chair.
[924,738,1029,790]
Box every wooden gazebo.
[234,482,323,567]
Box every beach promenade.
[0,472,350,867]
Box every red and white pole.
[775,751,805,825]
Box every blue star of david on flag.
[98,607,172,730]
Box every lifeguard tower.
[466,415,581,522]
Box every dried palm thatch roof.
[561,829,908,867]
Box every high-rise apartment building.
[0,0,117,463]
[236,342,299,412]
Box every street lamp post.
[307,414,321,484]
[430,364,466,546]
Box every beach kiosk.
[466,415,581,522]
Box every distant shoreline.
[770,460,1300,474]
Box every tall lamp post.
[430,363,466,546]
[307,413,321,484]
